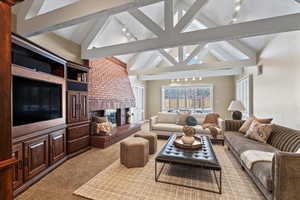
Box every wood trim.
[67,61,89,71]
[2,0,23,6]
[0,2,14,200]
[0,158,17,171]
[12,33,66,65]
[106,57,127,68]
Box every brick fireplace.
[87,57,135,112]
[87,57,140,148]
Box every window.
[161,85,213,113]
[236,75,253,119]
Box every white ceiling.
[13,0,300,72]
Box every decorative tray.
[173,136,203,149]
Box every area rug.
[74,145,264,200]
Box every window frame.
[236,75,253,119]
[161,84,214,113]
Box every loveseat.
[150,112,225,138]
[224,120,300,200]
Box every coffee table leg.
[155,161,166,182]
[213,169,222,194]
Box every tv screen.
[13,76,62,126]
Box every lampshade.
[228,100,245,112]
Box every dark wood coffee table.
[155,134,222,194]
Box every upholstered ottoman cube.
[120,137,149,168]
[134,132,157,154]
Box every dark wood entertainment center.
[10,34,91,196]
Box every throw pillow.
[186,116,197,126]
[93,116,108,123]
[245,120,273,143]
[203,113,220,127]
[96,122,113,135]
[296,147,300,153]
[239,116,273,133]
[176,111,191,125]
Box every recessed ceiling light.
[235,5,241,11]
[192,77,195,81]
[122,28,127,32]
[176,78,180,82]
[184,78,188,82]
[199,77,202,81]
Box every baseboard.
[67,146,91,159]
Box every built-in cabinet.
[11,34,69,196]
[66,62,90,156]
[13,129,67,192]
[67,91,89,123]
[49,130,66,165]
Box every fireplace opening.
[91,108,131,127]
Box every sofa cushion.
[225,131,278,156]
[252,161,273,192]
[157,112,177,124]
[152,123,183,132]
[268,124,300,152]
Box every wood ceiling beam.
[174,0,208,33]
[164,0,174,33]
[158,49,178,65]
[16,0,164,37]
[128,9,164,37]
[82,13,300,59]
[81,15,111,50]
[129,59,256,75]
[138,68,242,80]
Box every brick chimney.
[87,57,135,111]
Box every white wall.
[252,31,300,129]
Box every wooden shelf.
[67,79,88,84]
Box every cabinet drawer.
[67,136,90,154]
[67,124,90,141]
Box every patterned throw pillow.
[93,116,108,123]
[186,116,197,126]
[239,116,273,133]
[245,120,273,143]
[176,111,191,125]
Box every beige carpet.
[74,145,264,200]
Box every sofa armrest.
[272,152,300,200]
[150,116,158,131]
[224,120,244,132]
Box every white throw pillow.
[296,148,300,153]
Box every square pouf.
[120,137,149,168]
[134,132,157,154]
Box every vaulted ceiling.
[13,0,300,80]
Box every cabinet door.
[49,130,66,165]
[12,143,23,189]
[24,135,49,181]
[67,91,80,123]
[79,92,89,121]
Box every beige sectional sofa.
[150,112,225,137]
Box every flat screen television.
[13,76,62,126]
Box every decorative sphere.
[183,126,196,137]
